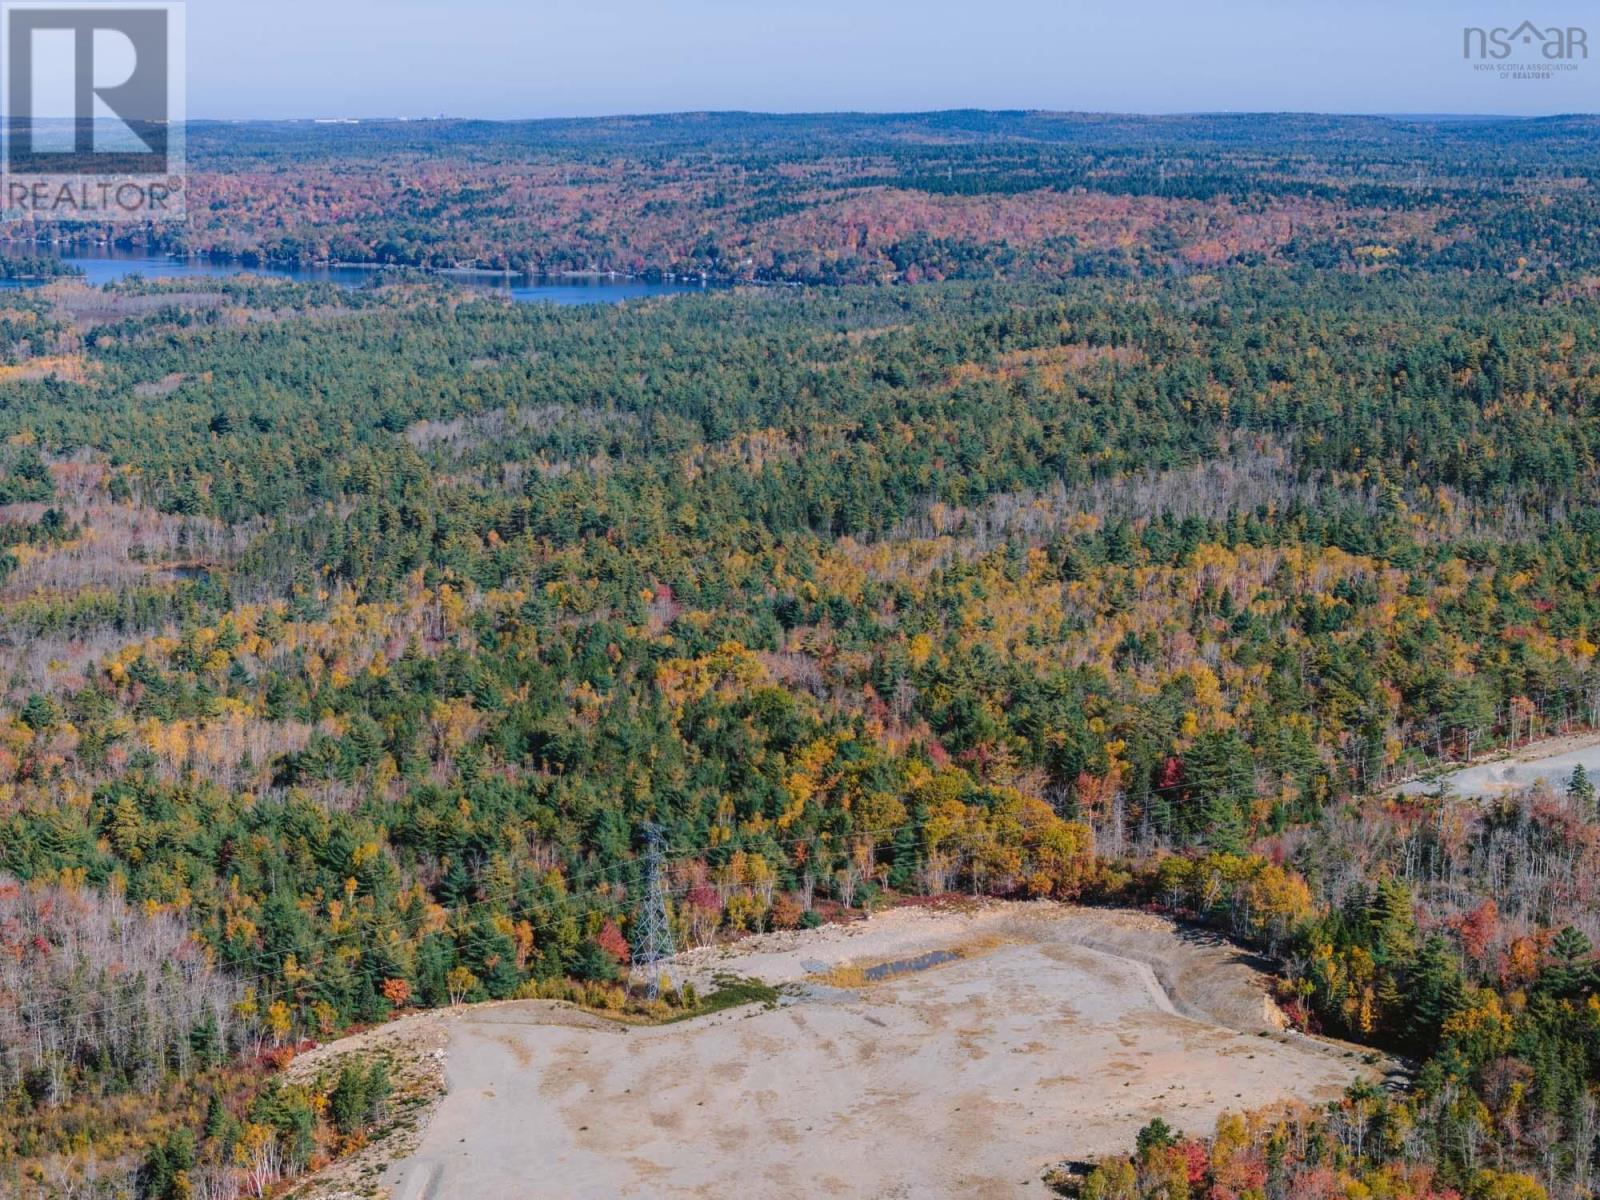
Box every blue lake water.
[4,245,709,305]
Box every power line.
[9,674,1600,1041]
[1,813,851,1039]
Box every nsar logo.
[1462,20,1587,61]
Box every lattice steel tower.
[634,822,675,999]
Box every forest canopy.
[3,110,1600,1199]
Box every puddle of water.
[862,949,961,981]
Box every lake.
[4,244,710,305]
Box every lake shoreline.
[1,238,719,288]
[0,241,714,305]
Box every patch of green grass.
[659,974,780,1023]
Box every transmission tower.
[633,822,675,999]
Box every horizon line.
[182,107,1597,124]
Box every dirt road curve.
[379,904,1378,1200]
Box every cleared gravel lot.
[380,903,1380,1200]
[1393,730,1600,800]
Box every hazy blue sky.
[191,0,1598,118]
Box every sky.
[190,0,1599,119]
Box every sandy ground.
[282,1012,453,1200]
[381,903,1381,1200]
[1393,729,1600,799]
